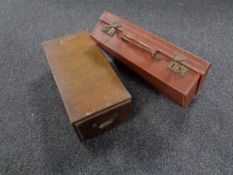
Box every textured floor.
[1,0,233,174]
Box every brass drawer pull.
[92,114,118,129]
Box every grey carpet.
[1,0,233,174]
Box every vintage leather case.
[43,32,132,141]
[91,11,211,107]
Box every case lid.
[43,32,131,123]
[92,11,211,95]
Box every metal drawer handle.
[92,114,118,130]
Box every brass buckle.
[102,21,121,37]
[168,54,187,76]
[168,61,187,76]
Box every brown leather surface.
[42,32,131,125]
[91,11,211,107]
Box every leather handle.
[101,21,188,75]
[120,32,161,59]
[120,32,188,75]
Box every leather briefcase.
[91,11,211,107]
[43,32,132,140]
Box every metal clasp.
[102,21,121,37]
[168,54,188,76]
[152,52,162,60]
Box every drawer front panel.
[74,101,131,140]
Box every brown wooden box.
[91,11,211,107]
[43,32,132,141]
